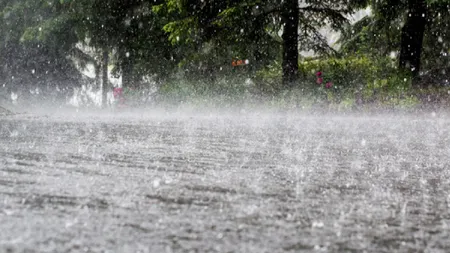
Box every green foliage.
[157,0,370,81]
[340,0,450,72]
[156,74,260,109]
[251,55,422,109]
[300,56,416,104]
[253,61,283,93]
[0,0,449,110]
[300,56,397,86]
[0,0,83,95]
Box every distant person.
[113,87,126,108]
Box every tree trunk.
[281,0,299,88]
[399,0,427,78]
[102,48,109,108]
[95,62,100,90]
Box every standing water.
[1,111,449,252]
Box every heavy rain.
[1,0,450,252]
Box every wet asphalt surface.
[1,111,450,252]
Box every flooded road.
[1,112,450,252]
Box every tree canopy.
[340,0,450,79]
[0,0,449,103]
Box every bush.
[299,56,402,99]
[154,55,450,111]
[156,74,260,108]
[254,55,420,108]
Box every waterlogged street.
[1,111,450,252]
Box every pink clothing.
[113,87,126,108]
[113,88,123,98]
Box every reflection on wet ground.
[1,113,450,252]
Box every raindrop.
[10,130,19,137]
[164,177,173,184]
[312,221,324,228]
[361,139,366,146]
[152,178,161,188]
[11,92,18,102]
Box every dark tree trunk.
[399,0,427,78]
[102,48,109,108]
[281,0,299,88]
[95,62,100,90]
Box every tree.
[281,0,299,87]
[158,0,367,88]
[24,0,179,108]
[340,0,450,80]
[399,0,428,77]
[0,0,83,100]
[74,0,178,89]
[102,48,109,108]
